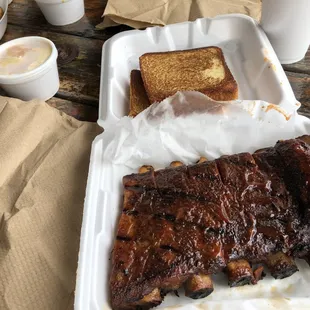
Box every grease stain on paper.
[265,104,291,121]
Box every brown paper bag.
[0,97,102,310]
[99,0,262,29]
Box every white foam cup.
[35,0,85,26]
[0,36,60,101]
[261,0,310,64]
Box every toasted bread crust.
[139,47,238,103]
[129,70,151,117]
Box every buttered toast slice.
[139,47,238,103]
[129,70,151,117]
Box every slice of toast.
[129,70,151,117]
[139,47,238,103]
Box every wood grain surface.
[47,97,98,122]
[7,0,131,40]
[1,0,309,122]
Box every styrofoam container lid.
[98,14,298,129]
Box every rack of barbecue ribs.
[110,135,310,310]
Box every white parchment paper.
[101,91,306,169]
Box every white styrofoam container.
[98,14,297,129]
[75,14,309,310]
[75,97,310,310]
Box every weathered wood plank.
[0,88,98,121]
[1,24,103,105]
[7,0,310,76]
[286,71,310,117]
[0,84,98,121]
[7,0,131,40]
[47,97,98,122]
[283,49,310,76]
[2,6,310,121]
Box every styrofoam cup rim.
[0,36,58,84]
[0,0,8,24]
[35,0,76,4]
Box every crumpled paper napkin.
[99,0,262,29]
[0,97,102,310]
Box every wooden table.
[2,0,310,122]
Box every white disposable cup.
[261,0,310,64]
[0,0,8,40]
[0,36,60,101]
[35,0,85,26]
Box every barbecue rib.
[110,136,310,310]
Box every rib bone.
[133,288,162,308]
[197,156,208,163]
[226,259,254,287]
[266,252,298,279]
[184,274,214,299]
[170,161,184,167]
[139,165,154,174]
